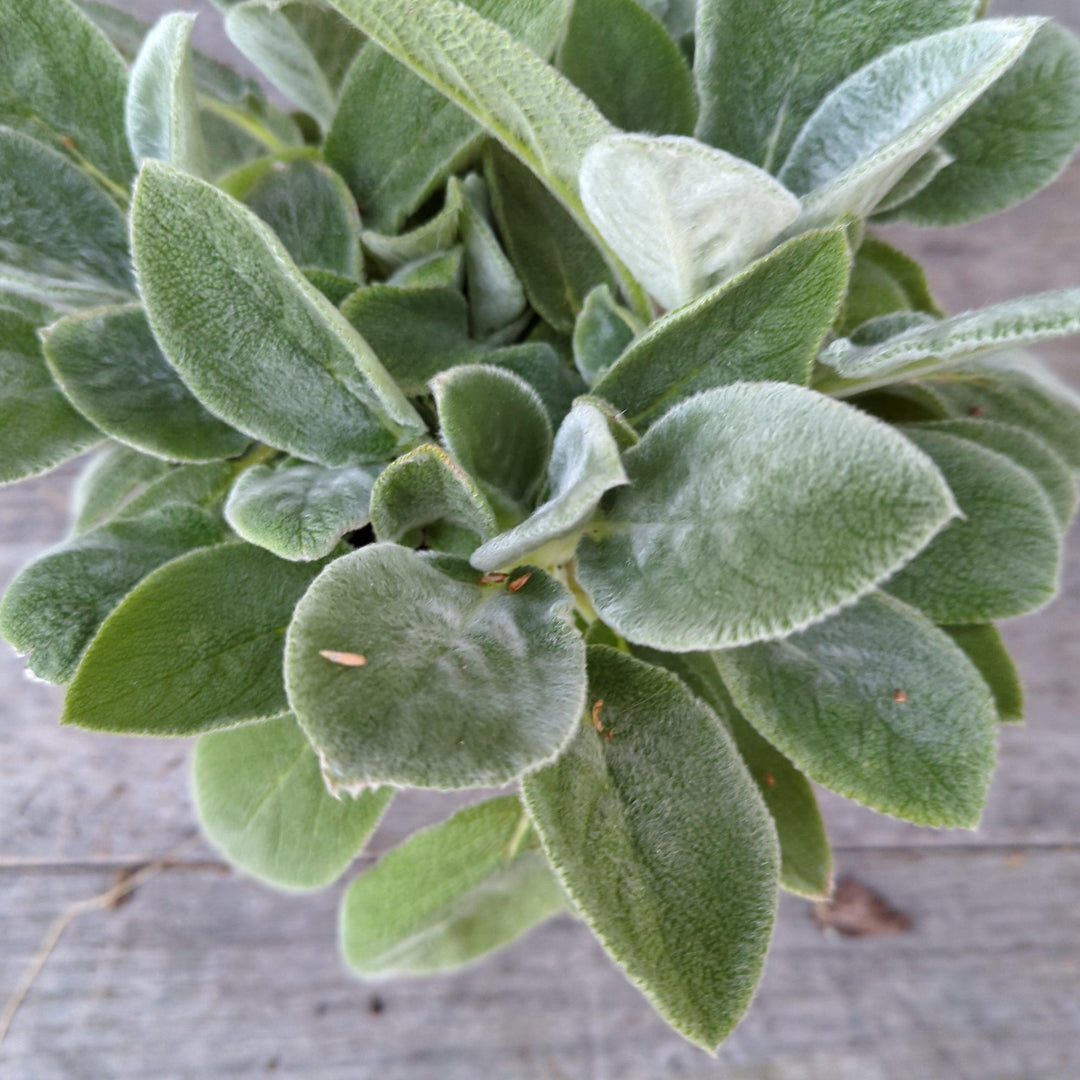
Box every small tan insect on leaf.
[479,572,508,585]
[320,650,367,667]
[508,572,532,593]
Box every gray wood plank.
[1,848,1077,1080]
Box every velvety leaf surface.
[716,592,998,828]
[592,230,850,427]
[0,127,134,308]
[225,460,382,561]
[458,176,528,339]
[0,502,228,685]
[901,23,1080,225]
[63,542,327,735]
[0,310,101,487]
[125,13,207,176]
[303,267,364,305]
[558,0,696,136]
[822,288,1080,380]
[633,647,832,900]
[341,795,565,976]
[369,444,496,556]
[388,248,464,291]
[576,383,957,650]
[579,134,801,311]
[324,0,568,234]
[919,361,1080,471]
[195,713,392,890]
[341,286,483,393]
[486,343,586,431]
[522,646,779,1051]
[840,237,942,335]
[244,158,362,278]
[42,304,250,463]
[224,1,339,129]
[870,146,955,220]
[323,0,618,253]
[781,21,1040,228]
[69,444,171,534]
[131,161,425,466]
[942,623,1024,724]
[910,418,1076,530]
[470,400,629,572]
[486,144,617,334]
[285,546,586,790]
[884,427,1062,623]
[361,181,464,272]
[573,285,639,385]
[0,0,134,185]
[695,0,977,171]
[0,291,57,326]
[433,365,553,525]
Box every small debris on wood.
[368,995,386,1016]
[811,876,913,937]
[319,650,367,667]
[106,866,141,911]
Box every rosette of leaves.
[2,0,1080,1052]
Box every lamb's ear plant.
[3,0,1080,1051]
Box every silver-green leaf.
[577,382,957,650]
[285,545,587,790]
[194,713,392,890]
[716,592,998,828]
[522,646,779,1052]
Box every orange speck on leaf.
[763,773,776,788]
[479,572,508,584]
[591,699,605,733]
[320,650,367,667]
[893,689,908,703]
[508,573,532,593]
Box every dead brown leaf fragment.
[811,876,914,937]
[508,572,532,592]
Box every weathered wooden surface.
[1,1,1080,1076]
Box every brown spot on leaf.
[508,572,532,593]
[762,773,776,788]
[812,877,913,937]
[968,405,985,418]
[479,572,508,584]
[591,699,605,733]
[893,689,908,703]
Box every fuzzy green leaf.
[341,796,565,977]
[433,365,553,526]
[695,0,977,172]
[486,144,618,334]
[822,288,1080,381]
[324,0,569,234]
[131,161,425,467]
[910,418,1076,531]
[0,0,134,185]
[224,1,340,129]
[920,361,1080,471]
[470,400,628,572]
[577,383,957,650]
[42,304,250,463]
[883,427,1061,623]
[195,713,392,890]
[361,181,464,272]
[125,13,207,177]
[942,623,1024,725]
[580,134,801,311]
[558,0,696,136]
[522,646,779,1052]
[716,592,998,828]
[69,444,171,534]
[341,285,483,393]
[870,147,956,221]
[839,237,942,335]
[322,0,619,256]
[634,647,832,900]
[285,545,586,790]
[225,460,382,561]
[388,249,464,291]
[901,23,1080,226]
[0,500,229,685]
[0,127,134,308]
[593,229,850,427]
[781,21,1040,228]
[458,176,528,339]
[487,343,587,432]
[370,444,496,556]
[63,542,328,735]
[573,285,639,385]
[0,309,101,487]
[245,159,362,279]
